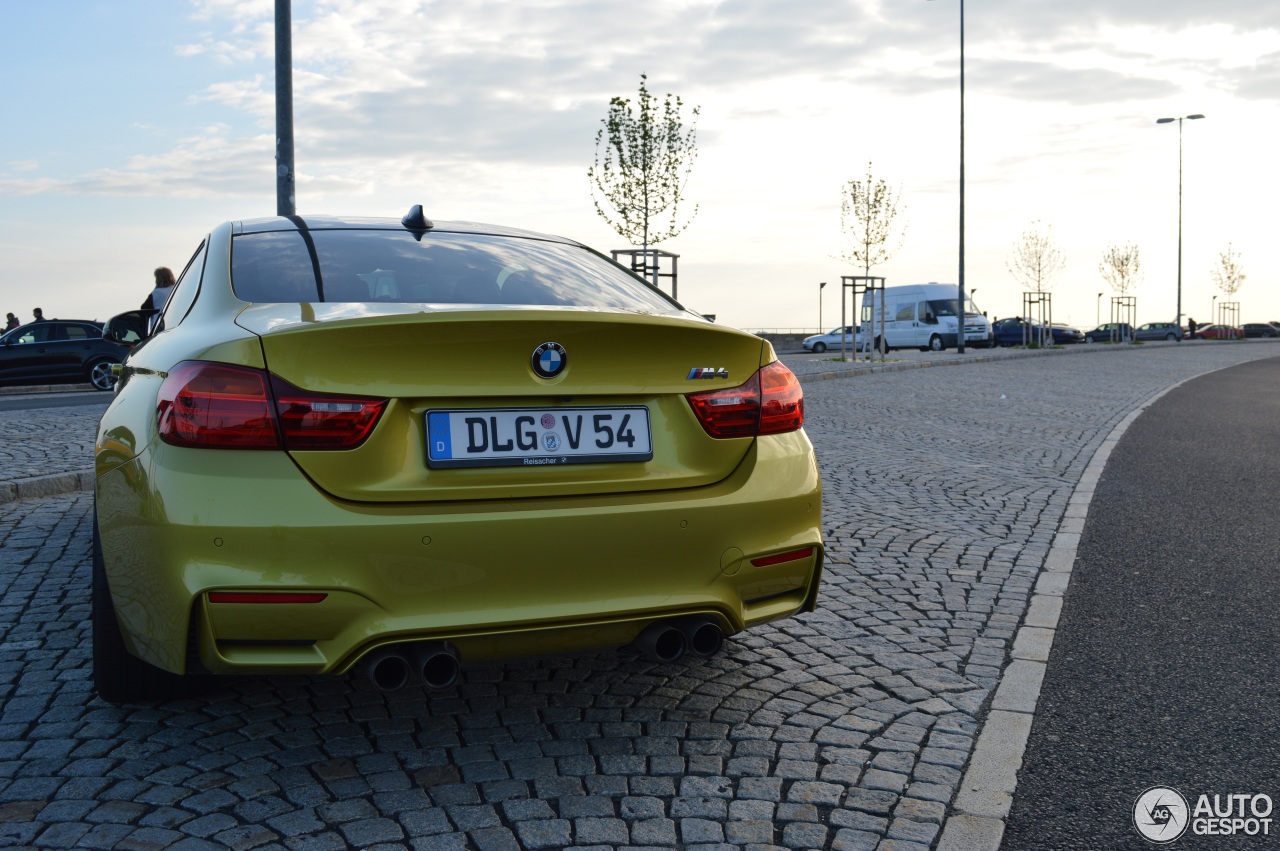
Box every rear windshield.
[230,229,679,312]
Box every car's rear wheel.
[1166,333,1177,341]
[93,509,187,705]
[812,342,826,353]
[87,358,120,391]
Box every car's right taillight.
[157,361,386,450]
[686,361,804,439]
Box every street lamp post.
[928,0,965,354]
[1155,113,1204,333]
[1212,294,1217,325]
[1096,292,1103,326]
[819,282,827,333]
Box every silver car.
[1134,322,1183,342]
[802,325,864,353]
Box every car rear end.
[95,217,823,687]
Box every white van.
[861,283,992,351]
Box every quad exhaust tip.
[361,641,460,693]
[635,618,724,663]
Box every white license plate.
[426,407,653,469]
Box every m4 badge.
[687,367,730,380]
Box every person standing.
[32,307,47,322]
[1187,317,1197,340]
[143,267,176,312]
[4,313,17,332]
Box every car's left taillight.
[686,361,804,439]
[157,361,386,451]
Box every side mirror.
[103,309,158,346]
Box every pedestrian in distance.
[1187,317,1197,340]
[32,307,47,322]
[3,313,17,332]
[142,267,176,312]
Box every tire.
[928,335,944,352]
[87,358,120,391]
[1166,333,1177,341]
[93,507,186,705]
[812,342,826,353]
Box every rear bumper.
[96,432,823,676]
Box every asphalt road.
[1004,356,1280,850]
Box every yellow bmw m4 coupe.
[92,207,823,704]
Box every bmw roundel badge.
[531,342,567,378]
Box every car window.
[63,324,96,340]
[11,324,52,345]
[230,229,679,312]
[895,304,916,322]
[155,241,208,334]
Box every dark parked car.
[1242,323,1278,338]
[1049,323,1085,344]
[992,317,1050,347]
[1085,322,1134,343]
[1134,322,1183,342]
[0,320,131,390]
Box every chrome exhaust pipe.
[634,622,687,663]
[412,641,460,690]
[678,617,724,658]
[363,648,412,694]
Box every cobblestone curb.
[0,470,95,505]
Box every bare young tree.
[1210,243,1246,297]
[1007,220,1066,292]
[839,161,907,277]
[1099,242,1142,295]
[588,73,699,279]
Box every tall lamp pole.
[1155,113,1204,333]
[819,282,827,332]
[275,0,296,217]
[1096,292,1103,326]
[928,0,965,353]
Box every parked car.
[91,208,825,704]
[991,317,1048,347]
[1085,322,1135,343]
[0,319,131,390]
[1049,323,1085,344]
[1197,324,1243,340]
[1242,323,1278,338]
[1134,322,1183,342]
[802,325,864,353]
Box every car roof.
[231,214,581,246]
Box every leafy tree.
[839,161,907,277]
[1007,220,1065,292]
[1099,242,1142,295]
[588,74,700,280]
[1210,243,1246,297]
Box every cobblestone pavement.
[0,343,1276,850]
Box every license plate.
[426,406,653,469]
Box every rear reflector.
[157,361,386,451]
[208,592,328,604]
[686,361,804,438]
[750,547,815,568]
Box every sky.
[2,0,1278,333]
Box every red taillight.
[686,361,804,439]
[158,363,280,449]
[158,361,386,451]
[271,376,386,450]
